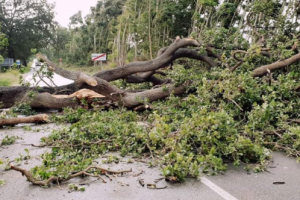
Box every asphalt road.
[0,124,300,200]
[23,61,73,87]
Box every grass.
[0,67,30,86]
[0,79,11,86]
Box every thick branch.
[122,81,191,107]
[252,52,300,77]
[94,38,201,81]
[126,72,171,85]
[29,93,78,109]
[125,48,216,85]
[0,114,48,126]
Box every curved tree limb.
[252,52,300,77]
[10,164,132,187]
[125,48,216,85]
[94,38,201,81]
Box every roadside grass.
[0,67,30,86]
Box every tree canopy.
[0,24,8,63]
[0,0,55,64]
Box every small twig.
[113,174,129,186]
[104,172,113,181]
[134,159,148,164]
[267,68,272,86]
[288,119,300,124]
[232,50,248,62]
[134,170,145,177]
[154,178,164,183]
[138,179,145,187]
[79,178,103,186]
[147,184,168,190]
[37,72,53,88]
[230,61,244,72]
[226,97,243,111]
[22,143,52,148]
[146,143,154,160]
[264,131,283,139]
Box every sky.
[47,0,99,27]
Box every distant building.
[0,58,14,70]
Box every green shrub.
[0,79,11,86]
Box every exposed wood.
[52,89,105,99]
[0,114,48,126]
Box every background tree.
[0,24,8,63]
[0,0,55,65]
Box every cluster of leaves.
[11,103,36,116]
[68,184,85,192]
[1,135,18,146]
[14,149,31,166]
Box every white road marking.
[201,177,238,200]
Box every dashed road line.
[201,177,238,200]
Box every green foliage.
[68,184,85,192]
[0,24,8,63]
[200,0,219,7]
[1,135,18,146]
[14,149,31,165]
[251,0,281,18]
[102,155,120,164]
[0,179,6,186]
[0,79,11,86]
[12,103,36,116]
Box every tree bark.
[252,52,300,77]
[94,38,201,81]
[0,114,48,126]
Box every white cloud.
[47,0,99,27]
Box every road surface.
[23,60,74,87]
[1,123,300,200]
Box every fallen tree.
[2,35,300,186]
[2,37,300,111]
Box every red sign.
[92,53,106,62]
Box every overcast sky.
[47,0,99,27]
